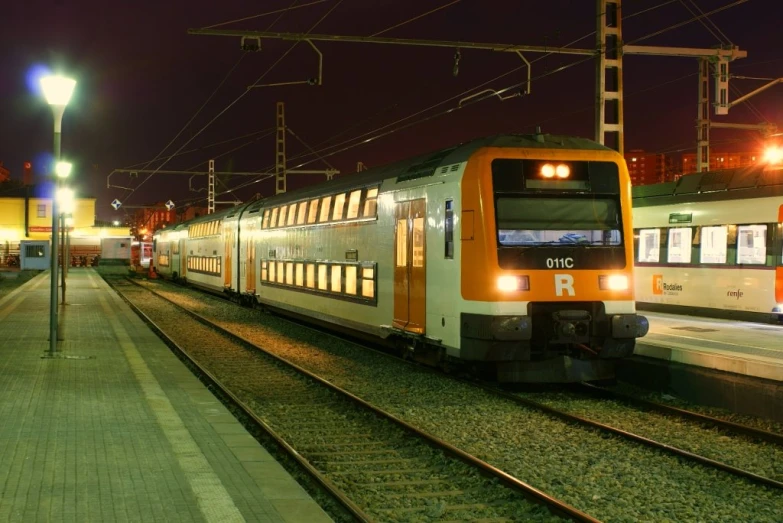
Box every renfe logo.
[653,274,663,295]
[652,274,683,295]
[727,289,744,299]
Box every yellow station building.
[0,188,132,270]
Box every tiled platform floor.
[0,269,332,523]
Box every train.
[153,133,649,383]
[633,161,783,322]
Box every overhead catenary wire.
[203,0,330,30]
[120,0,343,206]
[371,0,462,37]
[206,0,752,202]
[163,0,758,208]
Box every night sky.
[1,0,781,221]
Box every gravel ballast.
[141,281,783,521]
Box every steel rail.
[576,382,783,446]
[144,277,783,492]
[119,277,599,523]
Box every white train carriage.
[153,223,187,279]
[632,163,783,321]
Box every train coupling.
[552,310,591,344]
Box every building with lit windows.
[681,150,759,174]
[623,150,669,185]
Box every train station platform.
[634,311,783,382]
[0,269,332,523]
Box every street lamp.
[57,185,74,304]
[41,74,76,356]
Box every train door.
[224,230,233,289]
[180,239,187,279]
[246,232,255,293]
[393,199,426,334]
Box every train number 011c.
[546,257,574,269]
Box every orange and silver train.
[154,133,649,382]
[633,162,783,323]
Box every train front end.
[459,139,648,382]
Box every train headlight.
[599,274,629,291]
[555,164,570,178]
[497,275,530,292]
[540,164,555,178]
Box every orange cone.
[148,261,158,279]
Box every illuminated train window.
[259,258,377,304]
[259,186,381,229]
[186,256,221,275]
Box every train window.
[277,261,285,283]
[363,188,379,217]
[396,219,408,267]
[269,261,276,282]
[333,193,347,221]
[307,199,320,224]
[496,197,621,246]
[261,261,268,281]
[737,225,767,264]
[262,210,270,229]
[445,200,454,259]
[172,242,179,255]
[347,190,362,219]
[361,266,375,299]
[287,204,297,226]
[345,266,357,295]
[638,229,660,263]
[319,196,332,223]
[270,208,279,229]
[295,263,304,286]
[331,265,342,292]
[297,202,308,224]
[667,228,692,264]
[278,206,288,227]
[412,217,425,267]
[700,226,728,264]
[285,262,294,285]
[306,263,315,288]
[318,264,328,290]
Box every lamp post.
[57,186,75,305]
[41,74,76,356]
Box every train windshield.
[496,197,622,246]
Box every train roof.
[154,133,613,233]
[632,164,783,207]
[246,133,613,209]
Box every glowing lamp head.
[763,146,782,165]
[555,164,570,178]
[540,163,555,178]
[40,75,76,106]
[55,161,72,179]
[56,187,75,214]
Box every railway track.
[108,277,592,522]
[127,277,783,520]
